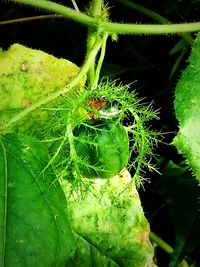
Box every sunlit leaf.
[63,170,156,267]
[0,43,86,134]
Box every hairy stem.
[93,33,108,89]
[101,21,200,35]
[0,38,102,132]
[117,0,193,44]
[91,0,104,17]
[86,33,96,86]
[86,0,104,86]
[10,0,94,25]
[9,0,200,34]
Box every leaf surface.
[63,170,156,267]
[0,43,86,134]
[173,32,200,182]
[0,133,75,267]
[66,234,119,267]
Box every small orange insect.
[86,98,107,119]
[86,98,107,110]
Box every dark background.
[1,0,200,266]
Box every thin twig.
[0,14,63,26]
[71,0,80,12]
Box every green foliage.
[173,32,200,182]
[1,0,200,266]
[0,133,75,266]
[67,234,119,267]
[36,80,159,188]
[155,160,200,267]
[0,43,85,134]
[64,170,155,267]
[0,43,160,265]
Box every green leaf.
[156,161,200,267]
[173,32,200,182]
[0,133,75,267]
[63,170,155,267]
[66,234,119,267]
[0,43,86,134]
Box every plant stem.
[9,0,95,26]
[8,0,200,34]
[86,33,96,86]
[101,21,200,35]
[150,232,189,267]
[93,33,108,89]
[0,14,63,25]
[150,231,173,254]
[86,0,104,87]
[91,0,104,17]
[117,0,193,44]
[0,38,102,132]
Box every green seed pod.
[74,119,129,179]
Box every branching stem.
[8,0,200,34]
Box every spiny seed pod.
[73,119,129,179]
